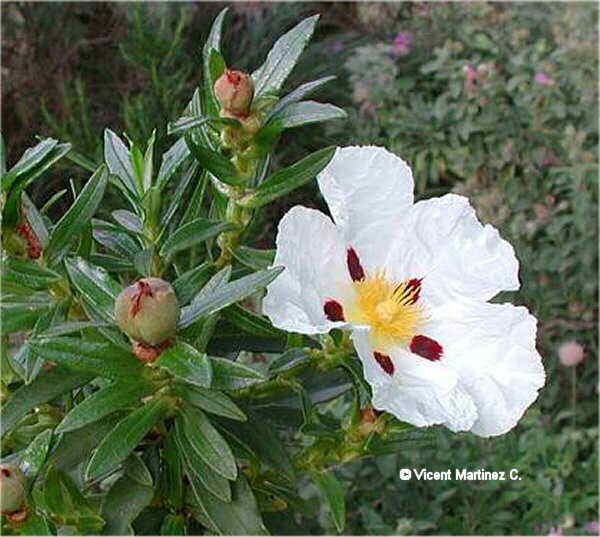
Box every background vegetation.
[2,2,597,535]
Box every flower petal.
[263,206,350,334]
[425,300,545,437]
[384,194,519,305]
[317,146,414,272]
[351,329,478,432]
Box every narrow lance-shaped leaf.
[56,379,154,434]
[65,256,121,322]
[185,134,245,186]
[252,14,319,98]
[203,8,229,117]
[19,428,53,481]
[178,267,283,328]
[104,129,137,195]
[155,342,213,389]
[112,209,143,234]
[22,192,50,247]
[1,256,62,290]
[159,218,237,259]
[46,165,108,265]
[239,146,335,208]
[209,356,265,390]
[312,471,346,533]
[267,101,347,130]
[181,406,237,480]
[86,397,171,480]
[167,115,240,136]
[156,137,190,190]
[1,138,58,192]
[175,384,247,421]
[143,129,156,193]
[267,75,336,120]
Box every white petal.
[384,194,519,305]
[317,146,414,272]
[425,300,545,437]
[262,206,351,334]
[351,329,478,432]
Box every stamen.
[323,299,345,322]
[347,247,365,282]
[410,335,443,361]
[373,351,394,375]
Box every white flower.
[263,146,545,437]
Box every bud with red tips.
[214,69,254,118]
[0,464,26,515]
[114,278,179,350]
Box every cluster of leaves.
[0,9,432,535]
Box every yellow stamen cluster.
[345,272,425,350]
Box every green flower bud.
[114,278,179,346]
[214,69,254,117]
[0,464,26,514]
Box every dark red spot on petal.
[410,335,443,361]
[373,351,395,375]
[347,247,365,282]
[324,299,345,321]
[405,278,422,304]
[1,468,11,477]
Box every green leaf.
[209,357,264,390]
[161,514,187,535]
[17,512,53,535]
[19,428,53,481]
[160,161,199,233]
[239,147,335,208]
[172,262,213,305]
[159,218,236,259]
[312,471,346,533]
[22,192,50,247]
[156,137,191,190]
[104,129,137,195]
[35,320,112,338]
[30,337,143,379]
[252,14,319,98]
[268,348,311,375]
[155,342,212,389]
[232,246,275,270]
[125,453,154,487]
[267,75,336,120]
[168,115,240,136]
[174,419,231,503]
[178,267,283,328]
[176,384,246,421]
[86,398,170,480]
[0,296,55,335]
[162,430,183,510]
[90,253,135,273]
[101,474,154,535]
[46,165,108,265]
[185,134,245,186]
[65,257,121,322]
[188,473,268,535]
[93,218,142,258]
[112,209,143,234]
[1,256,62,290]
[1,367,93,438]
[181,406,237,480]
[66,148,98,173]
[56,380,153,434]
[2,138,58,192]
[203,8,229,118]
[267,101,346,130]
[222,303,286,340]
[143,129,156,192]
[40,188,68,214]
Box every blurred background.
[2,2,598,534]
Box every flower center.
[345,272,425,350]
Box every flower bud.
[214,69,254,117]
[114,278,179,346]
[0,464,26,514]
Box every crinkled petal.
[317,146,414,272]
[263,206,350,334]
[384,194,519,306]
[351,329,478,432]
[425,300,545,437]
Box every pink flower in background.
[558,341,585,367]
[463,64,480,94]
[534,72,555,86]
[548,528,563,536]
[392,32,413,56]
[584,521,600,534]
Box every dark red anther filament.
[347,247,365,282]
[373,351,394,375]
[324,299,345,322]
[410,335,443,362]
[130,280,153,317]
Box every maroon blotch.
[410,335,443,361]
[373,351,395,375]
[347,247,365,282]
[323,299,345,322]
